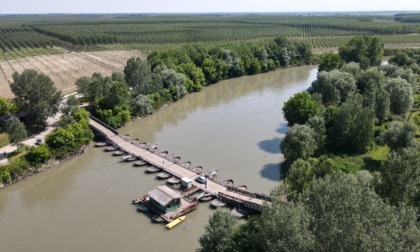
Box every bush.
[26,144,51,167]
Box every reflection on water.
[0,65,317,252]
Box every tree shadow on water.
[276,123,289,135]
[258,137,281,154]
[260,162,282,181]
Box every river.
[0,65,317,252]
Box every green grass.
[0,133,9,148]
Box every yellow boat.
[166,216,186,229]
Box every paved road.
[0,112,62,166]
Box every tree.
[378,121,417,150]
[10,69,61,126]
[389,51,414,67]
[251,200,315,252]
[306,116,326,147]
[6,116,27,146]
[282,92,319,126]
[340,62,361,76]
[26,144,51,167]
[76,73,112,103]
[198,210,237,252]
[318,53,344,72]
[330,95,375,153]
[280,124,317,162]
[45,127,76,158]
[339,36,384,69]
[302,174,419,251]
[0,97,16,117]
[309,70,357,106]
[385,77,413,116]
[131,94,154,116]
[123,57,155,95]
[378,147,420,209]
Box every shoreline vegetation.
[197,36,420,251]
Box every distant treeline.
[0,14,419,53]
[395,13,420,23]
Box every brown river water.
[0,65,317,252]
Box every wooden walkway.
[89,118,267,212]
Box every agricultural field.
[1,14,420,96]
[0,50,146,98]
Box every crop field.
[1,14,420,59]
[1,14,420,97]
[0,50,146,98]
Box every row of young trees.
[197,36,420,251]
[75,37,312,128]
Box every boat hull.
[166,216,186,229]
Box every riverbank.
[0,144,89,189]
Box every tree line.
[197,36,420,251]
[75,37,312,128]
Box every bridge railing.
[89,114,119,136]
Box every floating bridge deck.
[89,116,267,212]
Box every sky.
[2,0,420,14]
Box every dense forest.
[197,37,420,251]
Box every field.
[0,50,146,98]
[1,14,420,97]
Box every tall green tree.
[6,116,27,146]
[280,124,317,162]
[318,53,344,72]
[330,95,375,153]
[386,77,413,116]
[10,69,61,126]
[378,121,417,150]
[282,92,319,126]
[124,57,155,95]
[303,174,419,251]
[75,73,112,103]
[339,36,384,69]
[198,210,237,252]
[309,70,356,106]
[378,147,420,209]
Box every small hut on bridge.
[147,186,182,214]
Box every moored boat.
[172,156,181,164]
[167,177,181,185]
[94,142,107,147]
[181,161,191,168]
[105,146,118,152]
[210,198,227,208]
[191,166,203,174]
[113,150,125,156]
[237,185,247,191]
[166,216,186,229]
[156,172,171,180]
[159,150,169,158]
[137,203,150,212]
[222,179,234,186]
[133,160,148,167]
[146,166,160,173]
[122,155,137,162]
[197,192,215,202]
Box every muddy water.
[0,65,317,252]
